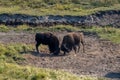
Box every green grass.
[49,25,80,31]
[82,26,120,44]
[0,43,34,63]
[0,25,10,32]
[0,0,120,16]
[0,43,106,80]
[0,24,120,43]
[0,25,80,32]
[0,1,118,79]
[0,5,120,16]
[0,61,105,80]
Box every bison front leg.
[77,44,80,53]
[73,46,77,56]
[63,51,66,55]
[53,48,60,56]
[36,42,40,53]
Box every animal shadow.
[28,51,64,57]
[104,72,120,79]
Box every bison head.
[61,44,71,54]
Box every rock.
[0,10,120,27]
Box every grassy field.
[0,61,103,80]
[0,24,118,79]
[0,43,107,80]
[0,0,120,15]
[0,25,120,43]
[81,26,120,44]
[0,43,33,63]
[0,0,119,79]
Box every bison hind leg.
[49,47,54,54]
[81,41,85,53]
[77,44,81,53]
[73,46,77,54]
[48,45,56,55]
[53,48,60,56]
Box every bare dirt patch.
[0,31,120,80]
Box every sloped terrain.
[0,10,120,27]
[0,31,120,80]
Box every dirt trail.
[0,31,120,80]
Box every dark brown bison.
[35,32,60,55]
[61,32,85,55]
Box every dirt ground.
[0,31,120,80]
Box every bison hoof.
[63,52,66,56]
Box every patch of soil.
[0,31,120,80]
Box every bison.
[35,32,60,55]
[61,32,85,55]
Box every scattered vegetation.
[0,0,120,15]
[0,43,105,80]
[0,25,9,32]
[0,1,119,79]
[0,25,80,32]
[82,26,120,43]
[0,43,34,63]
[0,24,120,43]
[0,0,120,9]
[49,25,80,31]
[0,61,105,80]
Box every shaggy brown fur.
[35,32,60,55]
[61,32,85,55]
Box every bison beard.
[35,32,60,55]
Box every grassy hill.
[0,0,120,15]
[0,0,119,80]
[0,62,104,80]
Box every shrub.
[0,25,9,32]
[0,43,34,63]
